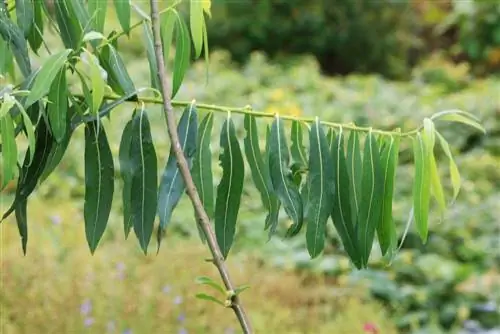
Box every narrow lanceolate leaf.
[269,116,303,236]
[190,0,204,58]
[357,131,384,267]
[25,49,72,108]
[0,37,14,77]
[215,116,245,258]
[15,0,34,37]
[192,112,215,218]
[412,132,431,243]
[27,0,44,54]
[88,0,107,32]
[347,131,363,223]
[99,44,136,98]
[429,149,446,219]
[202,15,210,82]
[377,134,400,256]
[130,109,158,254]
[327,128,335,151]
[160,8,176,68]
[290,120,307,167]
[265,124,281,238]
[330,129,360,268]
[15,199,28,255]
[84,120,114,254]
[143,21,160,91]
[172,14,191,98]
[119,119,134,238]
[436,112,486,134]
[0,11,31,77]
[305,118,333,258]
[114,0,130,35]
[436,131,461,203]
[54,0,81,49]
[87,52,105,116]
[157,104,198,248]
[243,113,279,233]
[1,114,17,189]
[47,69,68,143]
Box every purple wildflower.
[162,285,171,294]
[80,299,92,316]
[177,313,186,322]
[84,317,94,327]
[173,296,183,305]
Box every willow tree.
[0,1,485,333]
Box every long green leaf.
[15,0,34,37]
[27,0,44,54]
[215,116,245,258]
[265,124,281,238]
[1,114,17,189]
[0,11,31,77]
[99,44,136,97]
[142,21,160,91]
[330,128,360,268]
[347,131,362,223]
[47,68,68,143]
[54,0,81,49]
[243,113,279,233]
[290,120,307,167]
[377,134,400,256]
[412,132,431,243]
[119,119,134,238]
[172,13,191,98]
[15,199,28,255]
[305,118,333,258]
[269,116,303,236]
[114,0,130,35]
[190,0,204,58]
[84,120,114,254]
[88,0,107,32]
[25,49,72,108]
[436,131,461,203]
[160,8,176,69]
[192,112,215,218]
[87,52,105,115]
[130,109,158,254]
[357,131,384,267]
[157,104,198,248]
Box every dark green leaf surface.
[27,0,44,54]
[160,8,176,70]
[114,0,130,35]
[54,0,81,49]
[269,116,303,237]
[84,120,114,254]
[99,44,136,97]
[190,0,204,58]
[157,104,198,248]
[88,0,107,32]
[377,134,400,256]
[172,14,191,98]
[25,49,71,108]
[1,114,17,188]
[130,109,158,254]
[215,116,245,258]
[15,0,34,37]
[347,131,362,223]
[243,113,279,234]
[330,129,360,268]
[47,69,68,143]
[290,120,307,167]
[265,124,281,238]
[142,21,160,91]
[15,199,28,255]
[119,119,134,238]
[305,118,333,258]
[0,12,32,77]
[357,131,384,267]
[192,112,215,219]
[327,128,335,150]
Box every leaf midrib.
[277,119,298,220]
[223,119,233,253]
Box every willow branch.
[149,1,253,333]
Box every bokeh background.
[1,0,499,333]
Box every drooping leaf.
[83,51,105,116]
[327,128,335,150]
[27,0,44,54]
[130,109,158,254]
[119,119,134,238]
[412,132,431,243]
[346,131,362,223]
[214,116,245,258]
[15,199,28,255]
[25,49,72,108]
[356,131,384,267]
[114,0,130,35]
[83,120,114,254]
[1,113,17,189]
[377,134,400,256]
[67,0,91,36]
[305,118,333,258]
[88,0,107,32]
[0,37,14,77]
[432,109,486,134]
[268,116,303,237]
[15,0,34,37]
[172,13,191,98]
[330,128,360,268]
[290,120,307,167]
[436,131,461,203]
[0,11,31,77]
[99,43,136,97]
[47,68,68,143]
[157,104,198,248]
[243,113,280,233]
[54,0,81,49]
[190,0,204,58]
[160,8,176,69]
[264,124,281,238]
[142,21,160,91]
[192,112,215,218]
